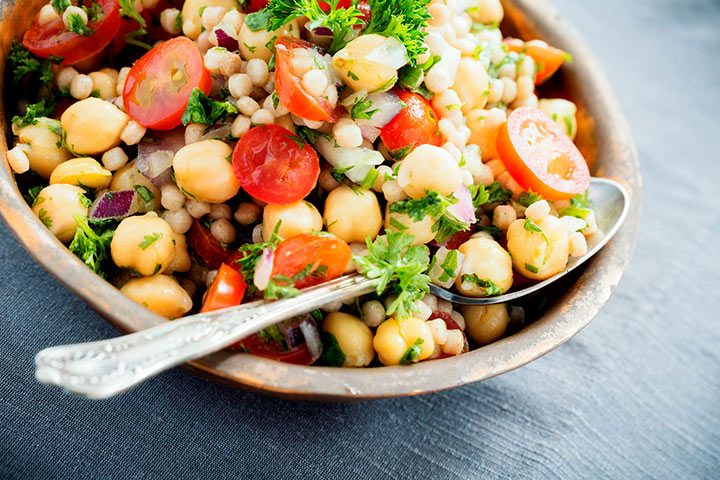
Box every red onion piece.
[89,190,138,221]
[215,27,239,51]
[298,317,322,362]
[254,248,274,291]
[359,124,381,143]
[446,183,477,225]
[305,23,333,50]
[137,127,185,188]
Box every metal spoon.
[34,178,629,398]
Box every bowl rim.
[0,0,641,401]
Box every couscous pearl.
[185,199,211,218]
[101,147,129,171]
[318,168,341,192]
[428,3,450,27]
[236,96,260,116]
[251,224,264,243]
[7,146,29,174]
[201,6,228,32]
[38,5,59,26]
[231,115,252,138]
[160,8,181,34]
[184,123,205,144]
[569,231,588,257]
[70,74,93,100]
[382,180,408,203]
[500,77,518,104]
[120,120,146,145]
[246,58,269,86]
[211,219,236,244]
[362,300,386,328]
[425,66,452,93]
[161,184,186,211]
[221,9,244,32]
[333,118,363,148]
[209,203,232,220]
[487,78,504,104]
[228,73,253,98]
[301,69,328,97]
[163,208,193,234]
[493,205,517,231]
[250,108,275,125]
[516,75,534,101]
[205,269,218,288]
[234,202,261,225]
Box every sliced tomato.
[496,107,589,201]
[22,0,122,65]
[232,316,316,365]
[232,124,320,205]
[430,227,476,251]
[200,263,247,313]
[187,220,231,269]
[380,89,444,153]
[274,37,340,122]
[245,0,269,12]
[429,311,469,357]
[272,233,351,289]
[505,38,568,85]
[123,36,211,130]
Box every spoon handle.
[35,275,377,398]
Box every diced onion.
[446,183,476,225]
[299,316,323,362]
[253,248,274,291]
[314,136,384,184]
[365,36,409,70]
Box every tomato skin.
[272,233,351,289]
[187,220,231,269]
[429,311,469,357]
[505,39,567,85]
[496,107,589,201]
[232,124,320,205]
[380,89,444,152]
[200,264,247,313]
[232,333,313,365]
[123,37,211,130]
[22,0,122,65]
[274,37,340,122]
[245,0,269,12]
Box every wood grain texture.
[0,0,718,478]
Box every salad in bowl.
[4,0,598,369]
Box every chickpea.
[323,185,382,243]
[322,313,375,367]
[538,98,578,140]
[32,184,89,242]
[60,98,130,155]
[172,140,240,204]
[111,213,176,276]
[467,0,503,24]
[506,215,569,280]
[456,237,513,297]
[397,145,463,199]
[15,121,73,179]
[452,58,490,113]
[461,304,509,345]
[49,157,112,189]
[238,19,299,62]
[121,275,193,319]
[373,317,435,366]
[180,0,238,39]
[384,206,436,246]
[165,232,191,274]
[332,34,399,93]
[262,201,323,241]
[110,160,162,212]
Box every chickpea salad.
[5,0,599,367]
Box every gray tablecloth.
[2,0,719,478]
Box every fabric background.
[1,0,719,478]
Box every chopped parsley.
[51,0,71,13]
[264,263,328,300]
[389,189,476,243]
[388,144,413,161]
[244,9,273,31]
[233,221,282,292]
[523,217,549,242]
[133,184,155,202]
[525,263,539,274]
[317,331,346,366]
[517,190,543,207]
[138,233,163,250]
[437,249,460,283]
[350,95,380,120]
[38,208,53,228]
[330,166,353,183]
[363,0,431,65]
[24,186,44,206]
[283,133,306,149]
[360,168,379,190]
[68,214,116,280]
[486,181,513,204]
[461,274,503,296]
[399,337,424,365]
[8,42,62,87]
[353,231,430,320]
[66,13,95,36]
[181,87,238,126]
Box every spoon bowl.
[431,177,630,305]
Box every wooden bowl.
[0,0,641,400]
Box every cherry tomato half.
[505,38,568,85]
[22,0,122,65]
[123,36,211,130]
[187,220,231,268]
[232,318,314,365]
[274,37,340,122]
[380,89,444,153]
[200,263,247,313]
[232,124,320,205]
[272,233,351,289]
[429,311,469,357]
[496,107,589,201]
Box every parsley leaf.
[133,185,155,202]
[350,95,380,120]
[244,9,272,31]
[517,190,543,207]
[353,231,430,320]
[51,0,71,13]
[8,41,62,87]
[67,13,95,36]
[68,214,116,280]
[523,217,549,242]
[181,87,238,126]
[117,0,145,27]
[486,181,513,204]
[461,274,503,296]
[317,331,346,366]
[265,263,328,300]
[138,232,162,250]
[389,190,472,243]
[233,221,283,291]
[364,0,431,65]
[399,337,424,364]
[330,166,353,183]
